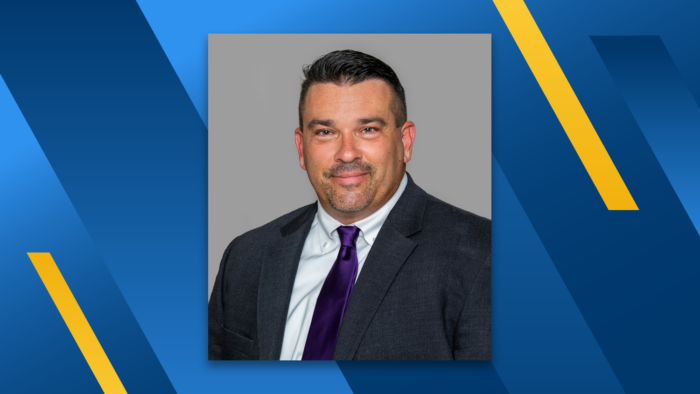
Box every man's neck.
[328,204,386,226]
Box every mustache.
[323,161,375,178]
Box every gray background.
[209,34,491,297]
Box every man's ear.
[294,127,306,170]
[401,121,416,164]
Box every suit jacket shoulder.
[423,193,491,263]
[224,203,316,253]
[209,202,316,360]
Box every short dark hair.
[298,49,407,130]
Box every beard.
[321,161,378,213]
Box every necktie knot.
[336,225,361,248]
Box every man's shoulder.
[422,193,491,256]
[226,203,316,251]
[424,194,490,229]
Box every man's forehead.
[308,78,391,93]
[304,80,394,115]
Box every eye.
[362,127,376,133]
[317,129,331,136]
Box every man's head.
[294,50,416,224]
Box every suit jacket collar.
[257,203,317,360]
[384,172,427,238]
[280,203,317,237]
[258,172,427,360]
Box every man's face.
[295,79,415,223]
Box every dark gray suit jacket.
[209,173,491,360]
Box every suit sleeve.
[208,239,236,360]
[453,254,491,360]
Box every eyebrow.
[357,117,387,127]
[307,118,336,129]
[306,116,388,130]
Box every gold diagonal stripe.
[494,0,638,210]
[28,253,127,394]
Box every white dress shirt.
[279,173,408,360]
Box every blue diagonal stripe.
[0,71,176,393]
[592,35,700,236]
[491,159,623,393]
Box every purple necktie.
[302,225,361,360]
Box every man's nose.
[335,132,361,163]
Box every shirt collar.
[315,172,408,251]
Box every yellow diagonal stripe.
[494,0,638,210]
[28,253,127,394]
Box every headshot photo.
[208,34,491,360]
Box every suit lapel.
[333,173,427,360]
[257,204,316,360]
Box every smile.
[332,172,368,186]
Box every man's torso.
[208,176,491,360]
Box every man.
[209,49,491,360]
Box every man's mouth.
[332,172,368,186]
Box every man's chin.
[330,202,370,213]
[328,192,371,213]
